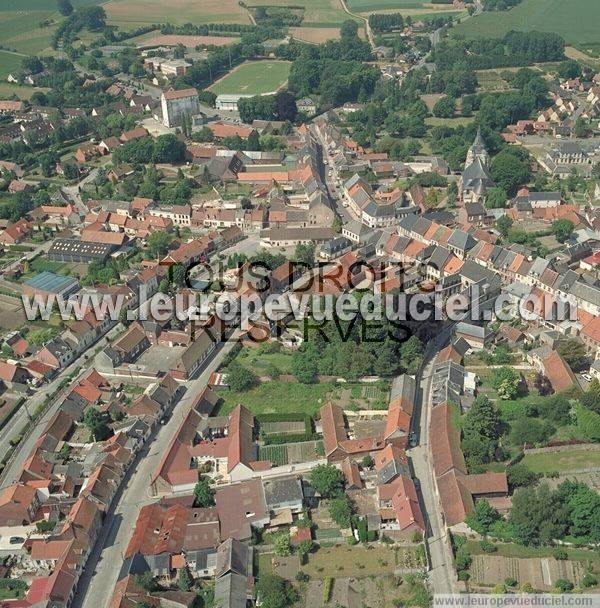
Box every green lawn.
[217,380,333,416]
[453,0,600,46]
[425,116,475,127]
[235,347,293,376]
[523,448,600,474]
[208,60,291,96]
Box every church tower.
[465,127,489,169]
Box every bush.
[323,577,333,603]
[455,550,472,571]
[555,579,573,592]
[480,540,497,553]
[295,571,309,582]
[505,577,517,587]
[553,548,568,560]
[581,574,598,588]
[458,570,470,581]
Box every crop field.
[0,51,23,80]
[453,0,600,46]
[470,554,587,590]
[259,444,288,466]
[244,0,352,26]
[289,26,341,44]
[348,0,426,11]
[0,11,57,55]
[476,69,512,92]
[103,0,252,27]
[208,60,291,96]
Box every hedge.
[263,432,316,445]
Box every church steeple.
[465,127,489,169]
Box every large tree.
[193,475,215,507]
[310,464,345,498]
[226,361,258,392]
[490,149,531,196]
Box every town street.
[71,335,240,608]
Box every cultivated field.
[348,0,426,11]
[289,26,341,44]
[208,60,291,96]
[470,554,587,590]
[244,0,351,26]
[476,70,512,92]
[453,0,600,46]
[0,11,56,55]
[0,295,25,331]
[103,0,252,27]
[258,440,323,465]
[0,51,24,80]
[135,34,240,48]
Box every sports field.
[453,0,600,46]
[244,0,352,26]
[103,0,251,27]
[208,60,291,96]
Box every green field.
[0,51,24,80]
[208,60,291,96]
[245,0,351,25]
[104,0,251,27]
[0,11,58,54]
[425,116,475,127]
[523,448,600,474]
[217,380,334,416]
[454,0,600,46]
[0,0,99,10]
[348,0,425,11]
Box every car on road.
[9,536,24,544]
[582,373,592,382]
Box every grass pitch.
[208,60,291,96]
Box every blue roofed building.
[23,271,80,298]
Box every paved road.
[72,336,240,608]
[409,355,456,595]
[61,168,100,214]
[310,124,354,225]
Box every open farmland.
[453,0,600,46]
[244,0,352,26]
[134,34,240,49]
[0,11,56,55]
[208,60,291,96]
[103,0,252,27]
[289,26,341,43]
[0,51,24,80]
